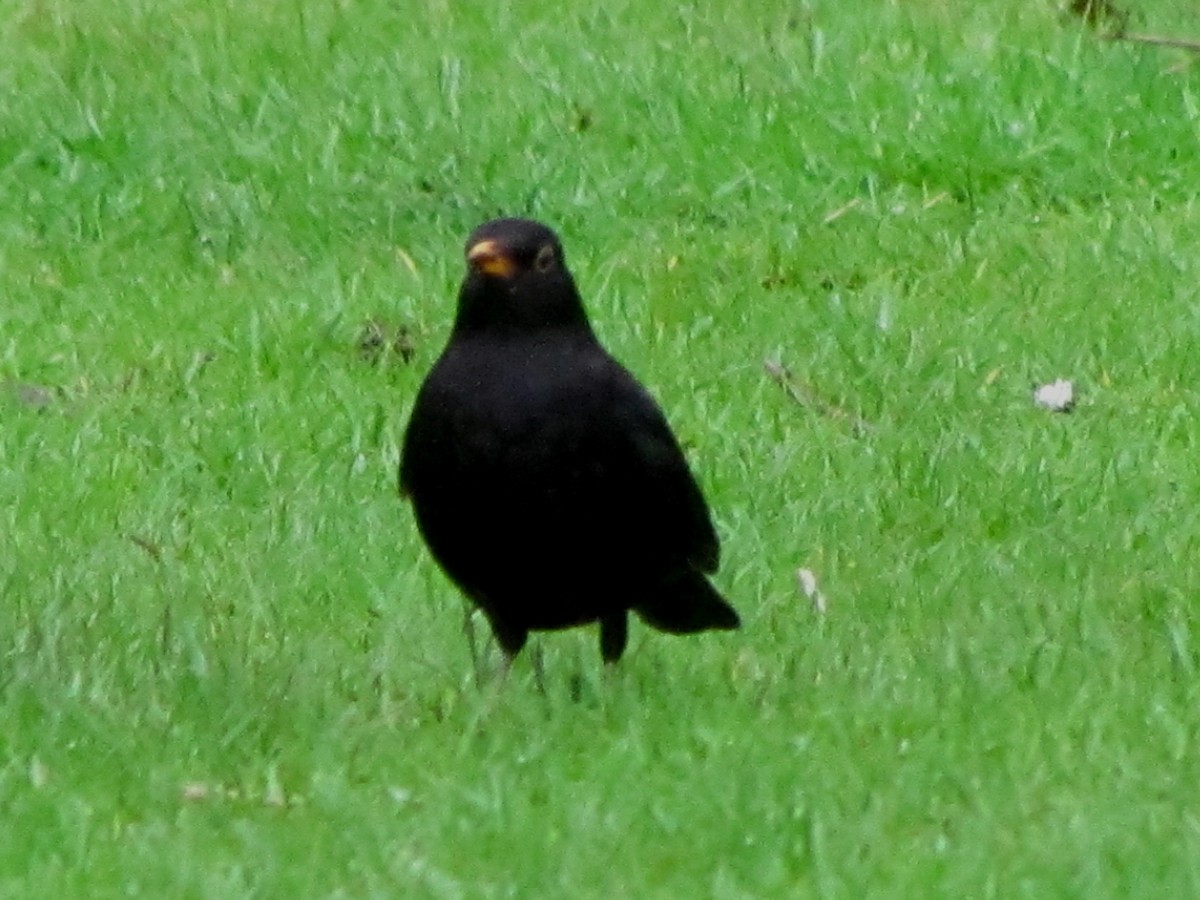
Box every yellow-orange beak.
[467,239,518,279]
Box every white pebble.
[1034,379,1075,412]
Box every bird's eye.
[533,244,556,272]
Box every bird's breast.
[432,338,610,431]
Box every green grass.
[3,0,1200,895]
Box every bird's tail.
[634,571,740,634]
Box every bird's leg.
[498,650,516,683]
[531,642,547,696]
[599,612,629,666]
[462,601,484,689]
[487,613,528,685]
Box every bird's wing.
[400,339,721,576]
[581,357,721,574]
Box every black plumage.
[399,218,739,666]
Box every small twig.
[1066,0,1200,55]
[763,360,874,436]
[1107,32,1200,53]
[922,191,950,210]
[127,533,164,562]
[821,197,861,225]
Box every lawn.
[3,0,1200,895]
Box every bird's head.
[453,218,592,336]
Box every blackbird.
[399,218,739,668]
